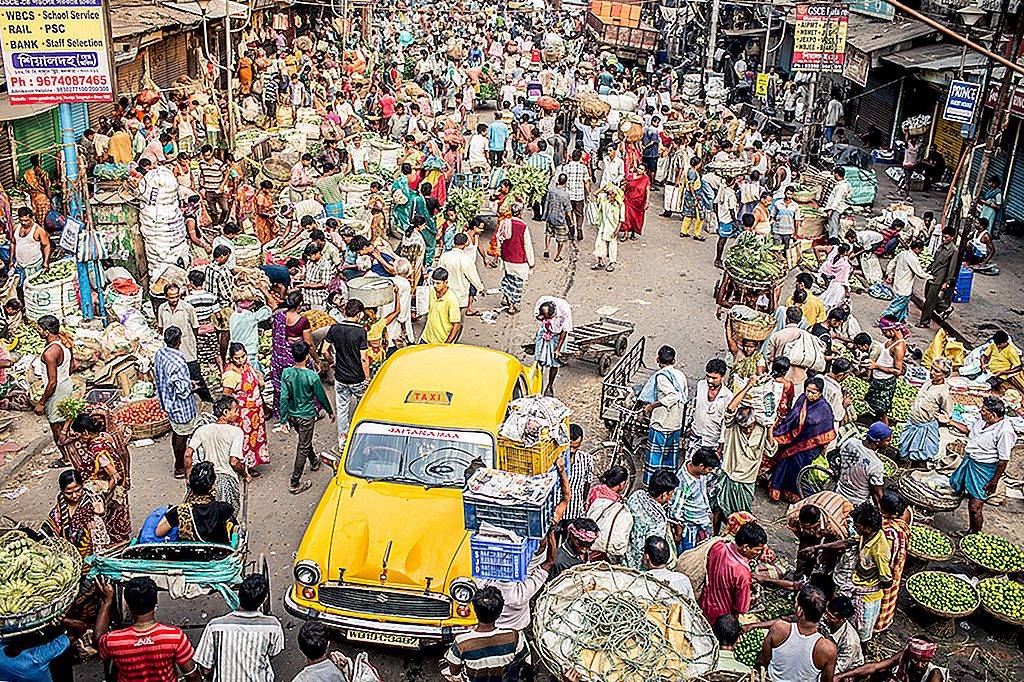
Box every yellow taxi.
[284,344,541,648]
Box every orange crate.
[609,1,623,17]
[496,436,562,476]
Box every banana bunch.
[0,531,78,617]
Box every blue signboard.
[944,79,981,125]
[849,0,894,20]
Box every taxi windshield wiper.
[365,475,417,484]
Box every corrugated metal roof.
[882,42,989,71]
[109,0,201,39]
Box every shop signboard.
[943,79,980,124]
[792,4,849,72]
[843,45,870,87]
[0,0,114,105]
[755,73,769,99]
[849,0,894,20]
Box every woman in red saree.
[620,166,650,241]
[222,343,270,468]
[769,376,836,502]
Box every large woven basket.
[907,571,979,619]
[730,317,774,342]
[979,578,1024,627]
[112,399,171,440]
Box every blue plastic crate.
[470,534,540,582]
[463,476,559,539]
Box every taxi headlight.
[450,577,476,605]
[294,561,322,587]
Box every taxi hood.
[319,479,469,590]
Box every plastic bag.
[330,652,383,682]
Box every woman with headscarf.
[623,469,679,570]
[44,469,105,560]
[899,358,952,463]
[65,412,132,545]
[770,376,837,503]
[865,317,907,424]
[620,164,650,242]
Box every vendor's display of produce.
[959,533,1024,573]
[908,525,954,561]
[533,563,718,681]
[113,397,170,439]
[753,588,795,621]
[506,165,550,205]
[0,530,81,633]
[24,260,79,321]
[978,577,1024,624]
[723,234,785,283]
[478,82,499,101]
[734,628,767,668]
[906,571,979,617]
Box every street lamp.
[957,4,989,78]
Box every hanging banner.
[0,0,115,105]
[843,45,870,87]
[943,79,980,124]
[849,0,894,20]
[791,4,849,73]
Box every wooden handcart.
[599,336,655,431]
[522,316,635,376]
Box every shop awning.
[882,42,988,71]
[0,93,56,122]
[109,0,203,39]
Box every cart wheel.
[797,465,838,499]
[613,334,628,356]
[588,443,639,492]
[258,553,271,614]
[597,354,613,376]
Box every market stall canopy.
[168,0,251,20]
[109,0,205,40]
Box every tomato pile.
[113,398,168,426]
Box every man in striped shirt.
[95,576,200,682]
[442,587,529,682]
[198,145,229,225]
[193,574,283,682]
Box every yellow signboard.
[755,73,769,99]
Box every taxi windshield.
[344,422,494,488]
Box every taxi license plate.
[346,629,420,648]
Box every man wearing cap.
[835,422,890,507]
[947,396,1015,533]
[835,636,946,681]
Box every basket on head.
[730,317,774,342]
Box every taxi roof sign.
[404,390,453,405]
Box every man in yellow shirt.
[981,330,1024,392]
[420,268,463,344]
[787,273,827,327]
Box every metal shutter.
[12,109,59,177]
[853,71,899,142]
[1003,121,1024,221]
[968,141,1008,191]
[151,33,191,92]
[931,116,964,168]
[69,103,90,137]
[117,54,146,101]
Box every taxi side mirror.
[319,451,340,471]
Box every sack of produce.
[233,234,263,268]
[506,165,550,205]
[576,91,611,119]
[24,260,79,321]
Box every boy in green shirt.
[278,340,334,494]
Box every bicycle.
[587,407,647,492]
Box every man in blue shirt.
[487,112,510,167]
[0,628,70,682]
[154,326,199,478]
[642,116,661,180]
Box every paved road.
[5,183,1010,679]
